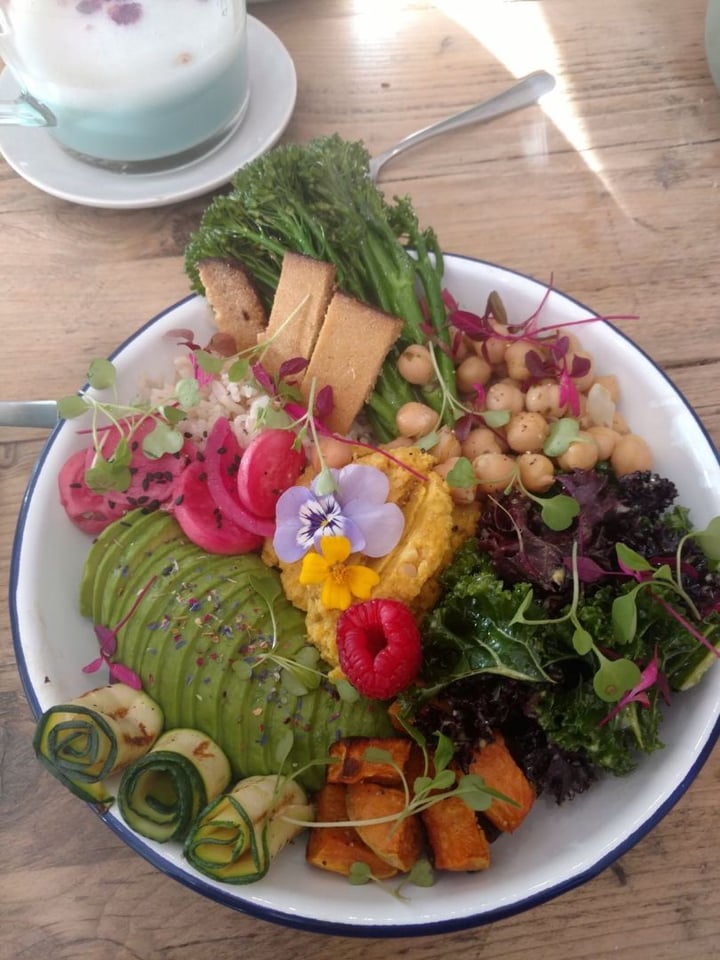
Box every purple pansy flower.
[273,464,405,563]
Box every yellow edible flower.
[299,535,380,611]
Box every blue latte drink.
[6,0,249,165]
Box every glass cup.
[0,0,250,172]
[708,0,720,92]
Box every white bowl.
[10,255,720,935]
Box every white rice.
[140,353,272,451]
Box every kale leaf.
[421,543,551,686]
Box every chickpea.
[505,411,550,454]
[485,381,524,414]
[308,435,354,471]
[505,340,539,382]
[395,402,440,439]
[473,334,506,367]
[594,374,620,404]
[562,332,583,354]
[586,425,621,461]
[472,452,517,494]
[612,410,630,435]
[461,426,504,459]
[525,381,565,418]
[384,436,415,450]
[397,344,434,386]
[455,354,492,394]
[517,452,556,493]
[450,331,474,363]
[429,426,462,463]
[434,456,477,504]
[557,431,599,471]
[610,434,653,477]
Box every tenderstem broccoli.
[184,134,458,440]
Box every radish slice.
[58,449,126,535]
[203,417,275,538]
[88,417,193,512]
[236,428,306,519]
[168,459,263,555]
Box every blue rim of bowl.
[9,257,720,937]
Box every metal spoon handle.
[368,70,556,181]
[0,400,59,428]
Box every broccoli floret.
[184,135,457,439]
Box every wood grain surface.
[1,1,719,958]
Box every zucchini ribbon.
[33,684,163,807]
[184,775,314,883]
[118,729,231,842]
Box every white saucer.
[0,17,296,209]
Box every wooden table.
[2,1,719,957]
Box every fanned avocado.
[80,510,393,791]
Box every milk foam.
[10,0,243,109]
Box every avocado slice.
[81,510,393,791]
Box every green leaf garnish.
[231,660,253,680]
[428,769,456,792]
[362,747,395,765]
[445,456,476,489]
[348,862,372,885]
[195,350,226,374]
[407,859,435,888]
[143,420,184,458]
[616,543,654,572]
[227,357,251,382]
[335,679,361,702]
[432,731,454,773]
[539,493,580,532]
[175,377,201,410]
[572,624,594,655]
[87,358,117,391]
[543,417,580,457]
[416,430,439,452]
[85,455,131,494]
[58,395,91,419]
[592,654,641,703]
[481,409,511,429]
[691,516,720,566]
[612,588,640,645]
[313,466,337,496]
[274,727,295,768]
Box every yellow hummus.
[264,446,480,672]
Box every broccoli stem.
[365,393,400,442]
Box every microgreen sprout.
[679,516,720,582]
[83,576,156,688]
[599,647,671,727]
[424,340,511,433]
[58,353,194,494]
[543,417,582,458]
[443,456,580,532]
[447,284,638,356]
[282,728,513,849]
[612,542,720,659]
[511,542,642,702]
[347,857,435,900]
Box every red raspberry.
[336,599,422,700]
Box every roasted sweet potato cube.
[306,783,398,879]
[468,732,535,833]
[327,736,420,788]
[345,781,423,873]
[421,794,491,872]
